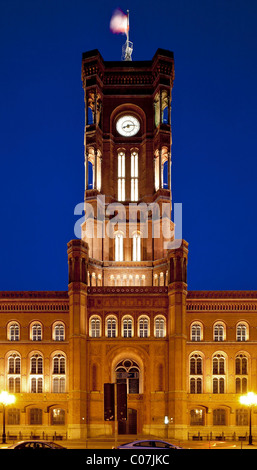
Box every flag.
[110,8,128,35]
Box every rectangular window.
[118,151,125,201]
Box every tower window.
[132,232,141,261]
[115,232,124,261]
[131,151,138,201]
[118,151,125,201]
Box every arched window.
[235,354,248,394]
[191,323,202,341]
[118,151,125,201]
[189,353,203,394]
[52,354,66,393]
[30,354,43,393]
[138,316,149,338]
[115,359,139,394]
[106,316,117,338]
[154,316,166,338]
[51,408,65,425]
[190,409,204,426]
[212,353,226,394]
[9,322,20,341]
[122,317,133,338]
[53,323,65,341]
[236,323,248,341]
[90,316,101,337]
[31,323,42,341]
[132,232,141,261]
[53,354,65,374]
[8,353,21,393]
[213,323,225,341]
[131,150,138,201]
[115,232,124,261]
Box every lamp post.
[239,391,257,445]
[0,391,15,444]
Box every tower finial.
[110,8,133,61]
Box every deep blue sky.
[0,0,256,291]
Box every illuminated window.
[189,353,203,394]
[237,323,248,341]
[131,150,138,201]
[118,151,125,201]
[106,317,117,338]
[191,323,202,341]
[235,354,248,394]
[51,408,65,425]
[190,409,204,426]
[31,354,43,374]
[115,232,124,261]
[9,323,20,341]
[31,323,42,341]
[90,316,101,337]
[212,353,225,394]
[213,323,225,341]
[138,316,149,338]
[54,323,65,341]
[53,354,65,374]
[122,317,133,338]
[8,353,20,374]
[8,353,21,393]
[31,377,43,393]
[132,232,141,261]
[154,316,166,337]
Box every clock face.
[116,115,140,137]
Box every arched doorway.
[115,359,139,435]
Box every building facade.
[0,49,256,441]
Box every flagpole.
[126,10,129,43]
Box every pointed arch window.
[131,150,138,201]
[118,151,125,201]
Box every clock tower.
[67,48,188,440]
[81,48,175,286]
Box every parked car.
[116,439,182,449]
[7,440,66,449]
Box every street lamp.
[0,391,15,444]
[239,391,257,445]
